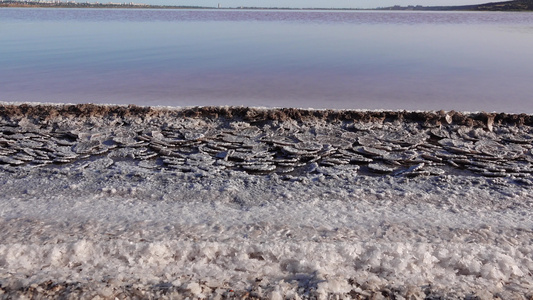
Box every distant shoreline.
[1,0,533,11]
[0,1,204,9]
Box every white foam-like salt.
[1,167,532,298]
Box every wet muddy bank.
[2,103,533,127]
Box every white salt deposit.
[0,104,533,298]
[1,161,532,298]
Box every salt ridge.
[1,103,532,298]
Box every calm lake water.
[1,8,533,113]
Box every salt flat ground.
[1,104,532,299]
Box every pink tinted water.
[1,8,533,113]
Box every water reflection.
[1,8,533,113]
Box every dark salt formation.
[1,103,533,180]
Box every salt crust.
[1,104,533,299]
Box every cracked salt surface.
[1,103,533,298]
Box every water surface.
[1,8,533,113]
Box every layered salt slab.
[1,103,533,299]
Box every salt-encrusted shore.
[1,103,533,299]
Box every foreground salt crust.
[1,103,533,299]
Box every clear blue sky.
[137,0,496,9]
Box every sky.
[139,0,497,9]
